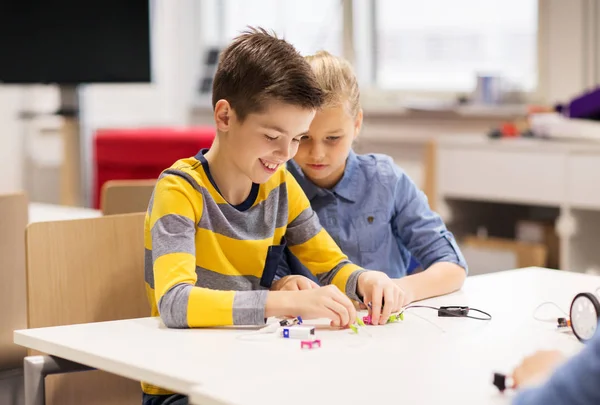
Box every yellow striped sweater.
[145,149,364,309]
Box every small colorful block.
[300,339,321,349]
[387,313,403,323]
[362,313,403,325]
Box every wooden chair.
[100,179,156,216]
[25,213,147,405]
[0,193,28,372]
[0,193,28,404]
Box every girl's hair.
[305,50,360,118]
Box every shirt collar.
[288,150,360,203]
[331,150,359,202]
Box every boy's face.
[293,104,362,189]
[217,101,316,184]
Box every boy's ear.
[214,100,233,131]
[353,108,363,139]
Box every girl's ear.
[353,108,363,139]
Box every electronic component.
[438,306,470,317]
[557,317,571,329]
[399,305,492,321]
[258,316,303,334]
[362,312,404,325]
[492,372,514,392]
[300,339,321,350]
[349,317,366,333]
[532,292,600,342]
[281,326,315,339]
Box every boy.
[143,28,402,403]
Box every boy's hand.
[513,350,566,388]
[271,285,357,328]
[271,275,320,291]
[357,271,404,325]
[297,285,357,327]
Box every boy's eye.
[264,134,277,141]
[327,136,341,141]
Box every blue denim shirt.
[278,150,467,280]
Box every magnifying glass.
[570,292,600,342]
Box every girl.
[278,51,467,305]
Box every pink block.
[301,339,321,349]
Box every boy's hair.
[305,50,361,117]
[212,27,324,122]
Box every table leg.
[24,355,94,405]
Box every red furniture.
[94,127,215,208]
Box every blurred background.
[1,0,600,275]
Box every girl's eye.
[327,136,341,141]
[264,135,277,141]
[292,135,309,143]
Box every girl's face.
[293,104,362,189]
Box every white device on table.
[280,326,315,339]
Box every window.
[374,0,538,93]
[198,0,538,96]
[200,0,343,56]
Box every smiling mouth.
[259,158,281,171]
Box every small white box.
[280,326,315,339]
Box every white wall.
[0,87,24,194]
[537,0,597,104]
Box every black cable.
[403,305,492,321]
[403,305,438,311]
[402,305,439,312]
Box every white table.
[14,268,598,405]
[28,203,101,224]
